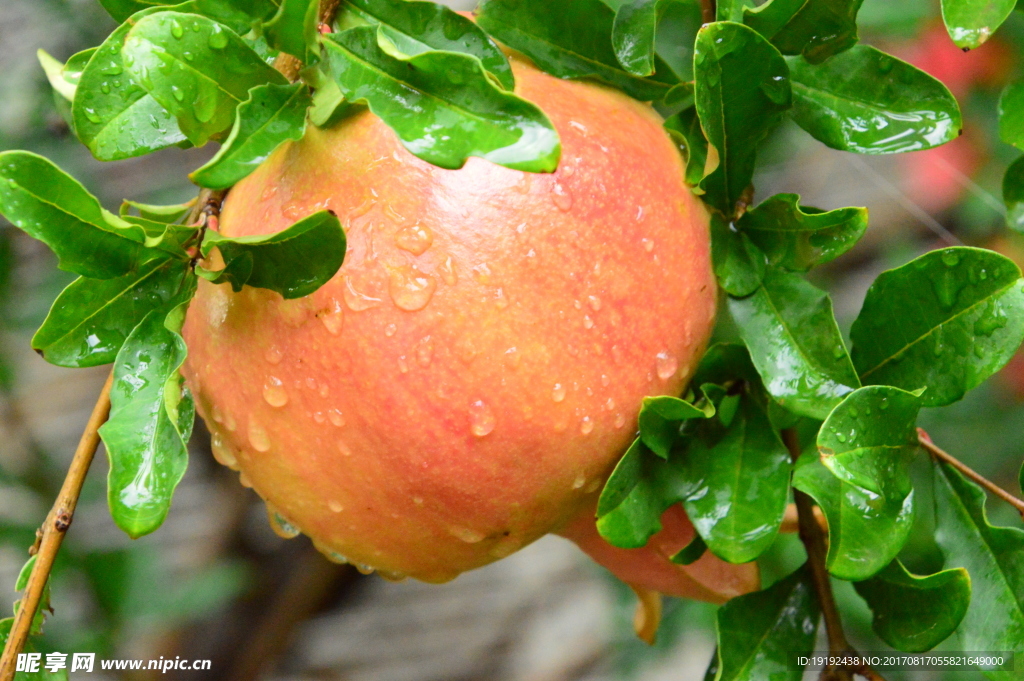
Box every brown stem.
[918,429,1024,519]
[701,0,717,24]
[0,372,114,681]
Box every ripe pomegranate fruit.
[182,54,757,601]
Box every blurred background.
[1,0,1023,679]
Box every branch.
[701,0,716,24]
[0,372,114,681]
[918,428,1024,519]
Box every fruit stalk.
[918,428,1024,518]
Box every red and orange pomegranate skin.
[182,54,757,598]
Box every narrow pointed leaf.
[639,393,714,459]
[853,559,970,652]
[729,268,859,419]
[38,50,77,102]
[941,0,1015,51]
[476,0,679,102]
[339,0,514,91]
[788,45,962,154]
[99,306,194,538]
[670,534,707,564]
[191,83,311,189]
[0,151,155,279]
[123,11,288,147]
[713,565,819,681]
[120,198,195,223]
[694,22,791,217]
[664,107,710,188]
[998,82,1024,150]
[711,214,767,297]
[265,0,318,61]
[736,193,867,271]
[612,0,664,77]
[198,209,345,299]
[32,259,195,368]
[743,0,863,64]
[1003,155,1024,233]
[320,26,559,172]
[934,460,1024,672]
[850,247,1024,407]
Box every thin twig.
[0,372,114,681]
[700,0,716,24]
[918,428,1024,519]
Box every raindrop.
[328,500,344,513]
[398,356,409,373]
[319,299,344,335]
[170,20,184,38]
[605,397,615,410]
[313,411,326,424]
[263,377,288,407]
[385,323,397,337]
[416,337,433,367]
[208,26,229,49]
[394,223,433,255]
[337,440,352,456]
[941,250,961,267]
[587,295,602,311]
[836,432,848,443]
[328,409,345,427]
[439,255,457,285]
[656,352,678,380]
[551,182,573,211]
[83,108,101,123]
[267,507,300,539]
[265,345,283,364]
[583,315,594,329]
[171,86,184,102]
[449,526,485,543]
[210,432,238,468]
[472,262,495,284]
[572,474,586,489]
[248,421,271,452]
[342,275,383,311]
[614,413,626,429]
[642,238,655,253]
[505,346,521,368]
[388,266,436,311]
[469,400,496,437]
[552,383,567,402]
[580,417,594,435]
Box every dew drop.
[267,507,301,539]
[319,299,344,335]
[337,440,352,456]
[472,262,495,284]
[469,400,496,437]
[439,255,458,285]
[83,107,101,123]
[210,432,238,468]
[170,20,184,38]
[450,526,486,543]
[583,315,594,329]
[394,223,433,255]
[642,238,655,253]
[605,397,615,410]
[614,413,626,429]
[552,383,567,402]
[389,266,436,311]
[248,421,271,452]
[573,474,586,489]
[238,471,253,488]
[656,352,678,380]
[353,563,375,575]
[328,409,346,427]
[208,26,228,49]
[263,376,289,407]
[265,345,283,364]
[328,500,344,513]
[836,432,848,443]
[416,337,434,367]
[319,384,330,397]
[587,295,602,311]
[398,356,409,373]
[941,250,961,267]
[385,323,397,337]
[551,182,573,211]
[342,275,383,311]
[171,86,185,102]
[313,411,326,424]
[580,417,594,435]
[601,374,611,387]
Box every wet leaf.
[729,268,859,420]
[191,83,311,189]
[99,0,174,23]
[717,0,757,22]
[941,0,1015,51]
[711,214,767,297]
[265,0,318,61]
[99,306,194,538]
[123,11,288,147]
[1003,155,1024,233]
[612,0,668,77]
[339,0,514,91]
[818,385,921,503]
[320,26,559,172]
[694,22,791,217]
[638,392,714,459]
[788,45,962,154]
[999,82,1024,150]
[13,556,50,636]
[120,198,195,223]
[743,0,863,64]
[934,460,1024,672]
[853,559,970,652]
[736,193,867,271]
[711,565,819,681]
[476,0,679,102]
[198,209,345,299]
[0,151,156,279]
[32,259,195,368]
[850,247,1024,407]
[664,106,710,188]
[38,49,78,102]
[670,533,706,564]
[793,452,914,580]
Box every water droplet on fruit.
[382,323,396,337]
[642,238,654,253]
[313,411,326,424]
[469,400,496,437]
[398,356,409,373]
[413,496,424,505]
[328,409,345,427]
[263,377,288,407]
[394,223,433,255]
[267,507,301,539]
[416,337,433,367]
[353,563,375,575]
[342,275,382,311]
[248,421,271,452]
[210,432,238,469]
[551,182,573,211]
[450,526,485,543]
[494,287,509,309]
[337,440,352,456]
[601,374,611,387]
[573,474,586,489]
[439,255,457,285]
[265,345,283,364]
[319,299,344,335]
[552,383,567,402]
[587,295,602,311]
[605,397,615,410]
[614,413,626,429]
[328,500,344,513]
[239,471,253,488]
[389,266,436,311]
[472,262,495,284]
[656,352,678,380]
[583,315,594,329]
[580,417,594,435]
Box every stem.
[0,372,114,681]
[918,429,1024,519]
[701,0,716,24]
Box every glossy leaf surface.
[664,107,709,188]
[265,0,318,60]
[711,215,767,297]
[788,45,961,154]
[612,0,666,77]
[670,534,707,565]
[850,247,1024,407]
[743,0,863,64]
[941,0,1015,51]
[999,82,1024,150]
[1002,155,1024,233]
[934,461,1024,671]
[694,22,791,217]
[98,307,194,538]
[729,268,859,420]
[853,559,970,652]
[321,27,559,172]
[199,210,345,299]
[717,0,757,22]
[712,565,819,681]
[120,199,195,223]
[123,12,287,146]
[38,50,78,102]
[638,393,713,459]
[191,83,310,189]
[736,193,867,271]
[476,0,679,102]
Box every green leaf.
[0,151,158,279]
[320,26,560,172]
[818,385,921,503]
[736,193,867,272]
[98,306,194,538]
[120,198,195,223]
[999,82,1024,150]
[37,49,77,102]
[664,107,709,188]
[711,565,819,681]
[198,209,345,299]
[850,247,1024,407]
[793,452,914,580]
[339,0,514,91]
[32,259,195,368]
[265,0,318,61]
[853,559,970,652]
[99,0,172,23]
[612,0,666,77]
[694,22,791,217]
[683,393,791,563]
[743,0,863,64]
[190,83,310,189]
[74,5,193,161]
[717,0,757,22]
[729,268,860,420]
[941,0,1015,50]
[788,45,962,154]
[1002,155,1024,233]
[711,214,767,297]
[476,0,679,102]
[670,533,707,564]
[13,556,50,636]
[934,460,1024,672]
[638,392,714,459]
[123,11,288,147]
